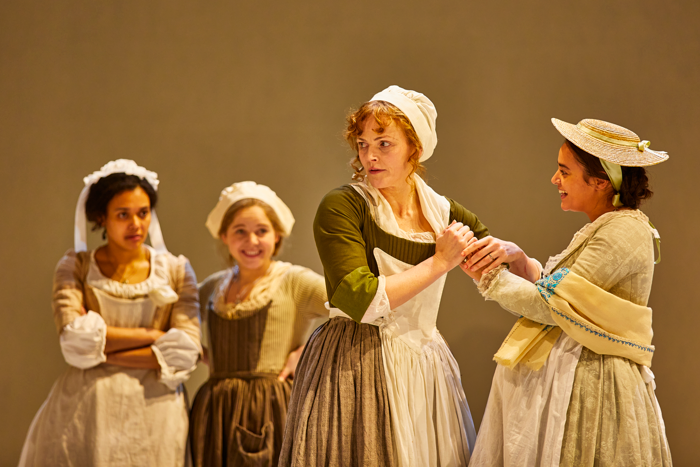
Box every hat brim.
[551,118,668,167]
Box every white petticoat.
[469,332,583,467]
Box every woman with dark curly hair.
[466,119,673,466]
[19,160,201,466]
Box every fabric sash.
[494,268,655,370]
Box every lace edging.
[476,264,509,297]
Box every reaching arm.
[461,237,541,283]
[468,216,654,325]
[314,188,474,322]
[385,222,473,308]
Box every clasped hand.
[459,236,525,281]
[435,221,475,271]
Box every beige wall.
[1,1,698,464]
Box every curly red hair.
[344,100,425,182]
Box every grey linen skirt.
[278,317,398,467]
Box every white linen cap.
[74,159,167,253]
[370,85,438,162]
[205,181,295,238]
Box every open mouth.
[559,190,568,200]
[241,249,262,258]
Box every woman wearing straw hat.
[464,119,673,466]
[18,160,202,466]
[279,86,541,467]
[189,182,328,467]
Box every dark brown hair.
[565,140,653,209]
[85,173,158,231]
[218,198,285,257]
[344,100,425,182]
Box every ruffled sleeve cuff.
[360,275,391,323]
[475,264,509,298]
[151,328,200,390]
[59,311,107,369]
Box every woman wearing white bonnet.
[279,86,540,466]
[18,159,202,466]
[189,181,328,467]
[465,119,673,466]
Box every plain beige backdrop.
[1,1,698,465]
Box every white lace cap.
[74,159,167,253]
[370,85,438,162]
[205,181,295,238]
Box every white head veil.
[74,159,167,253]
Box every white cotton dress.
[18,246,201,467]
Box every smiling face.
[357,118,418,190]
[220,205,280,271]
[551,142,613,218]
[101,187,152,251]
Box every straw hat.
[551,118,668,167]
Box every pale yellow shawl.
[494,268,655,370]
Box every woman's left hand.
[462,236,524,275]
[278,345,305,381]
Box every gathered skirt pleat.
[278,317,398,467]
[559,347,673,467]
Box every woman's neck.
[377,178,431,233]
[102,243,149,265]
[585,197,619,222]
[379,180,417,219]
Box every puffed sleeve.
[52,251,108,369]
[314,187,380,322]
[151,256,202,390]
[60,311,108,369]
[288,266,329,347]
[479,216,654,325]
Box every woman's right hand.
[435,221,475,271]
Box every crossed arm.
[103,325,163,369]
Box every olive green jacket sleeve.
[448,198,490,240]
[314,189,490,323]
[313,187,378,323]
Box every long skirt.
[19,365,189,467]
[278,317,398,467]
[189,372,292,467]
[470,333,673,467]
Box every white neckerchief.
[352,174,450,241]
